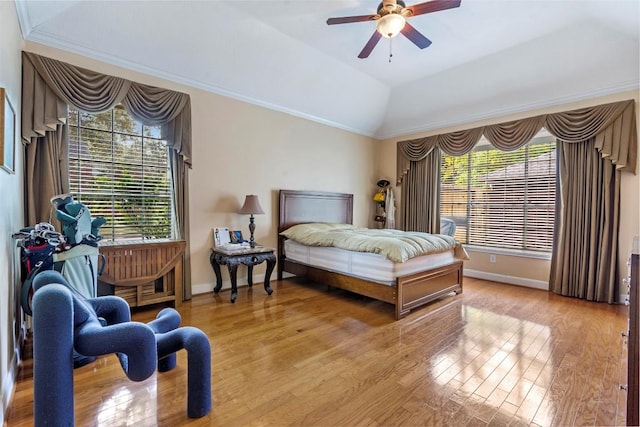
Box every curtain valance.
[22,52,192,165]
[397,100,637,183]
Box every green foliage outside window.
[440,138,556,252]
[68,106,173,241]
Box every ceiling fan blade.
[405,0,461,16]
[327,14,377,25]
[401,22,432,49]
[358,31,383,59]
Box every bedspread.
[280,223,469,263]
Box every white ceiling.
[14,0,640,139]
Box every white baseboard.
[618,292,631,306]
[1,351,19,423]
[192,282,213,295]
[192,275,265,295]
[464,269,549,290]
[193,270,546,295]
[192,272,296,296]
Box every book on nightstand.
[218,242,251,251]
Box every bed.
[277,189,465,320]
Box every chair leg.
[156,326,212,418]
[147,308,182,372]
[184,327,212,418]
[33,285,75,426]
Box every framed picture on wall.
[0,87,16,174]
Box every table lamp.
[238,195,264,248]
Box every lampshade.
[238,195,265,215]
[376,13,406,38]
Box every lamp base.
[248,215,257,248]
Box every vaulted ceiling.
[14,0,640,139]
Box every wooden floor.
[5,277,629,426]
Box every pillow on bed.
[280,222,355,242]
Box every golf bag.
[14,195,106,316]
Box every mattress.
[284,239,456,286]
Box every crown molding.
[14,0,33,40]
[376,80,640,140]
[23,29,639,143]
[24,31,378,139]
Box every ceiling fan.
[327,0,461,59]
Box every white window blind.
[440,137,556,252]
[68,106,173,241]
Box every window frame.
[67,106,175,242]
[439,134,556,255]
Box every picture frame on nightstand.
[230,230,245,243]
[213,227,231,247]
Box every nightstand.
[210,246,276,303]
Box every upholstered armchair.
[31,270,211,425]
[440,217,457,237]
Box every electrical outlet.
[489,255,496,263]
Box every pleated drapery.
[550,139,620,303]
[22,52,192,163]
[170,150,192,300]
[400,148,441,233]
[21,51,193,300]
[397,101,636,185]
[396,99,636,303]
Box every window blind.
[440,138,556,252]
[68,106,173,241]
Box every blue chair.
[440,217,457,237]
[31,270,211,425]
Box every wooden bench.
[98,240,186,308]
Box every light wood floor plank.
[5,277,629,426]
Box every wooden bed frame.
[277,190,463,320]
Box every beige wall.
[376,90,640,292]
[23,42,378,296]
[0,2,24,420]
[189,95,375,293]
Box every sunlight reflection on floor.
[97,378,158,427]
[430,304,554,425]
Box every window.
[440,134,556,252]
[68,106,174,241]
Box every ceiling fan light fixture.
[376,13,406,38]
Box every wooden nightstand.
[210,246,276,303]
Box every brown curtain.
[401,150,441,232]
[22,51,194,300]
[397,100,636,181]
[544,102,635,303]
[396,129,482,233]
[397,138,440,232]
[21,54,69,226]
[545,101,636,171]
[397,99,636,302]
[484,116,546,151]
[550,138,620,302]
[170,150,192,299]
[25,126,68,226]
[438,127,484,155]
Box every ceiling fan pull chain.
[389,38,393,63]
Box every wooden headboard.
[278,190,353,232]
[277,190,353,279]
